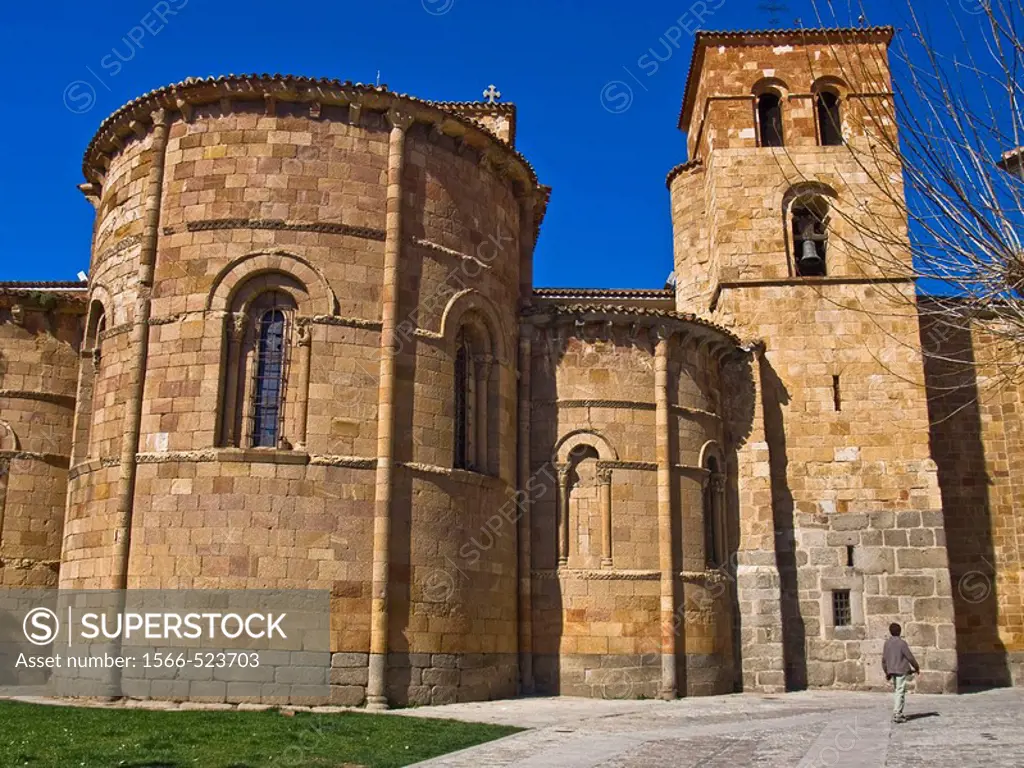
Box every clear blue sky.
[0,0,973,288]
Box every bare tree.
[777,1,1024,393]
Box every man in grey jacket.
[882,622,920,723]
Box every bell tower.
[668,27,908,312]
[668,28,958,696]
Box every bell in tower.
[792,200,829,277]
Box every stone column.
[557,464,570,567]
[711,472,726,566]
[655,331,677,699]
[366,106,414,711]
[598,465,613,568]
[113,108,169,592]
[221,313,246,447]
[293,320,312,450]
[0,457,8,553]
[516,326,534,693]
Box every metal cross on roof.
[482,84,501,104]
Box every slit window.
[833,375,842,412]
[758,93,784,147]
[846,545,855,567]
[817,91,843,146]
[832,589,852,627]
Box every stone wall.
[716,284,956,694]
[921,312,1024,688]
[0,294,82,587]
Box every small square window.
[833,589,852,627]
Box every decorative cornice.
[710,275,914,311]
[558,399,655,411]
[95,235,141,265]
[0,558,61,571]
[149,313,187,326]
[522,302,740,347]
[397,461,510,488]
[69,456,121,480]
[672,404,722,420]
[410,237,493,270]
[99,322,133,341]
[665,160,703,187]
[146,311,382,332]
[309,315,382,331]
[136,450,218,464]
[533,568,660,580]
[82,75,543,204]
[0,449,70,465]
[680,569,731,584]
[161,218,387,241]
[309,455,376,469]
[598,460,658,472]
[533,568,732,582]
[550,400,721,422]
[0,390,76,408]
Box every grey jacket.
[882,636,920,677]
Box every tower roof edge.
[677,26,895,132]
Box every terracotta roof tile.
[0,281,88,304]
[534,288,675,300]
[665,160,703,188]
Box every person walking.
[882,622,920,723]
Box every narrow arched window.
[251,308,287,447]
[452,320,491,473]
[792,197,829,276]
[817,91,843,146]
[92,313,106,370]
[453,333,470,469]
[758,93,784,147]
[704,456,723,568]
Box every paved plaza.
[403,688,1024,767]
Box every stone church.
[1,27,1021,707]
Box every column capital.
[295,318,312,347]
[596,465,613,484]
[386,105,416,131]
[230,312,248,342]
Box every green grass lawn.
[0,700,520,768]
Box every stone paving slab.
[406,689,1024,767]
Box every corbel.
[176,97,193,123]
[78,182,101,209]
